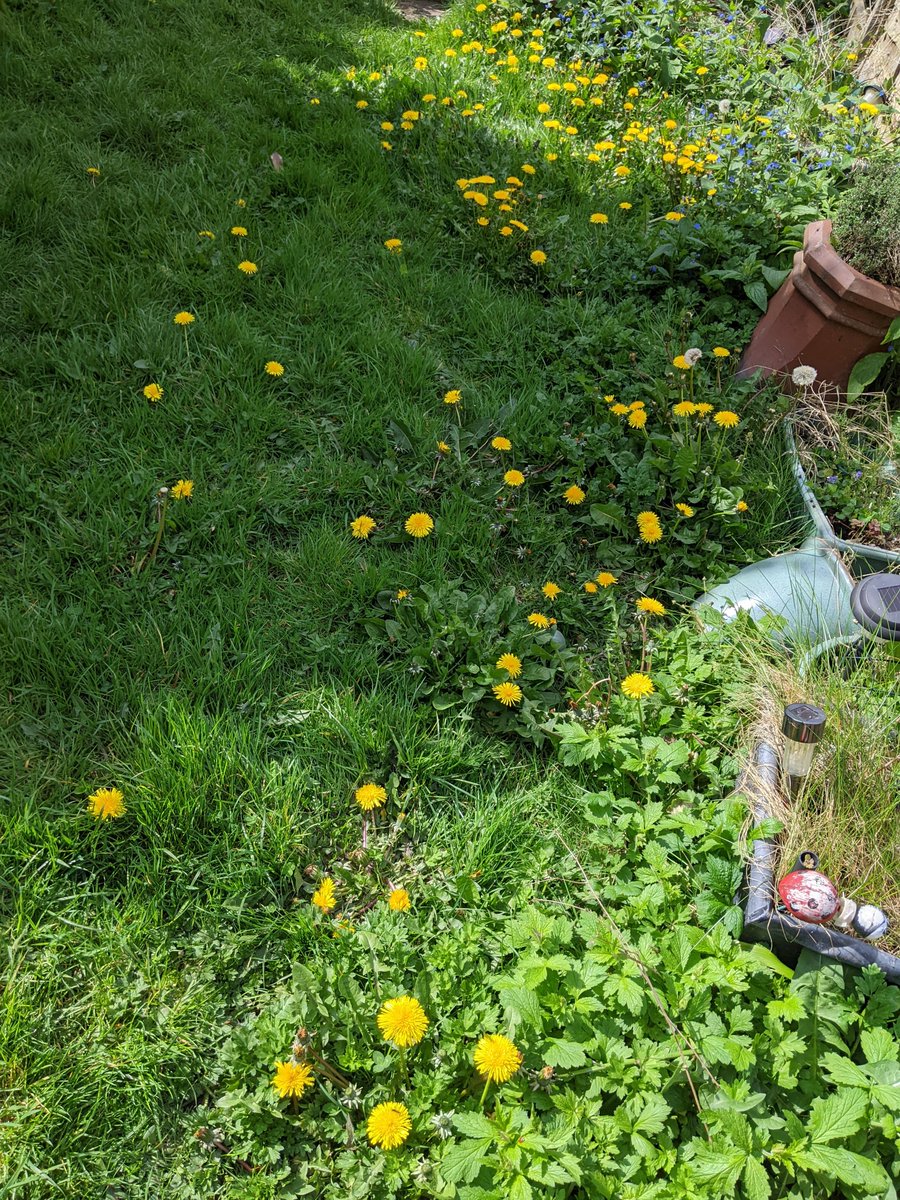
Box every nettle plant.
[181,794,900,1198]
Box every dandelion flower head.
[636,597,666,616]
[377,996,429,1047]
[492,436,512,451]
[712,346,730,358]
[621,672,654,699]
[173,311,195,326]
[542,581,560,600]
[564,484,585,505]
[351,515,376,539]
[265,361,285,376]
[628,410,647,429]
[367,1101,412,1149]
[355,783,387,811]
[791,365,817,388]
[504,469,525,487]
[474,1034,522,1083]
[672,354,691,370]
[596,572,617,587]
[238,260,258,275]
[231,226,248,236]
[312,877,336,911]
[527,612,550,628]
[143,383,163,402]
[172,479,194,501]
[496,653,522,677]
[405,512,434,537]
[273,1061,314,1099]
[388,887,411,912]
[87,787,125,819]
[444,389,462,404]
[530,249,547,264]
[673,401,696,417]
[493,681,523,706]
[676,503,695,517]
[713,410,740,428]
[684,348,703,366]
[384,239,403,253]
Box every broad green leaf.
[807,1088,867,1143]
[819,1052,869,1088]
[861,1027,897,1064]
[498,985,543,1028]
[690,1145,746,1189]
[451,1112,496,1139]
[742,1156,771,1200]
[761,263,790,290]
[630,1093,671,1136]
[508,1175,533,1200]
[543,1039,587,1068]
[792,1144,888,1193]
[847,351,887,402]
[881,313,900,344]
[441,1137,492,1184]
[744,944,794,979]
[744,279,768,311]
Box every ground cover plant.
[2,0,899,1195]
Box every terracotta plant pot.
[737,220,900,391]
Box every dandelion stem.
[479,1079,491,1108]
[134,489,169,574]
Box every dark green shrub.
[832,160,900,288]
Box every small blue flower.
[826,475,838,484]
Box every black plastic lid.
[782,703,827,743]
[851,573,900,642]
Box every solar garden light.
[778,852,890,941]
[781,702,826,797]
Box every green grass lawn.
[4,0,892,1195]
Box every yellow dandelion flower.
[87,787,125,819]
[495,653,522,677]
[530,249,547,264]
[235,197,247,207]
[521,163,536,174]
[614,164,631,176]
[388,888,411,912]
[611,403,629,415]
[396,589,409,599]
[312,877,336,911]
[476,216,489,227]
[636,511,662,543]
[238,260,258,275]
[676,503,695,517]
[384,239,403,252]
[628,409,647,429]
[712,346,730,358]
[584,581,598,593]
[694,402,713,415]
[377,996,429,1047]
[143,383,163,402]
[265,361,284,376]
[504,469,525,487]
[444,389,462,404]
[714,410,739,427]
[405,512,434,537]
[636,597,666,616]
[673,401,696,416]
[198,230,215,239]
[564,485,585,505]
[542,581,560,600]
[414,55,428,69]
[596,572,617,587]
[621,672,654,699]
[619,202,633,209]
[173,311,195,326]
[86,166,101,177]
[437,441,450,453]
[474,1034,522,1083]
[355,783,387,811]
[736,500,749,512]
[672,354,691,370]
[500,226,513,237]
[696,65,709,75]
[171,479,193,500]
[367,1102,412,1150]
[590,212,609,224]
[664,211,685,222]
[493,681,523,706]
[231,226,248,236]
[492,436,512,451]
[527,612,550,628]
[273,1061,314,1099]
[350,515,376,539]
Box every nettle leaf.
[498,985,543,1028]
[441,1137,492,1184]
[605,972,645,1016]
[807,1088,867,1143]
[819,1053,868,1088]
[691,1144,746,1191]
[452,1112,497,1139]
[543,1039,587,1068]
[742,1156,772,1200]
[860,1027,898,1064]
[792,1144,888,1193]
[508,1175,533,1200]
